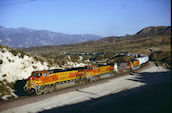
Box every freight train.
[24,56,149,95]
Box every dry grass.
[19,29,171,68]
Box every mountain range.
[0,26,102,48]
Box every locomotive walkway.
[0,62,171,113]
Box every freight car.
[117,59,140,73]
[136,56,149,65]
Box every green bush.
[151,51,171,69]
[0,59,3,64]
[10,49,18,56]
[32,65,38,69]
[33,56,45,64]
[18,50,25,58]
[0,80,12,98]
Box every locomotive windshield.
[31,72,42,78]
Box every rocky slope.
[0,45,51,82]
[0,45,86,100]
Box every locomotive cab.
[30,70,49,79]
[31,72,42,78]
[86,65,97,70]
[25,71,49,94]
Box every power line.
[0,0,36,6]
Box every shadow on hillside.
[40,71,171,113]
[14,80,27,96]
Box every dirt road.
[0,62,171,113]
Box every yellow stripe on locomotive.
[25,65,114,91]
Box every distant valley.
[0,26,102,48]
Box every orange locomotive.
[25,59,141,95]
[129,59,140,70]
[25,64,114,95]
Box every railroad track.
[0,62,151,112]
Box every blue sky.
[0,0,171,37]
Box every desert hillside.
[22,26,171,69]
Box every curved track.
[0,62,153,112]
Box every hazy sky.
[0,0,171,37]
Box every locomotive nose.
[25,77,34,89]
